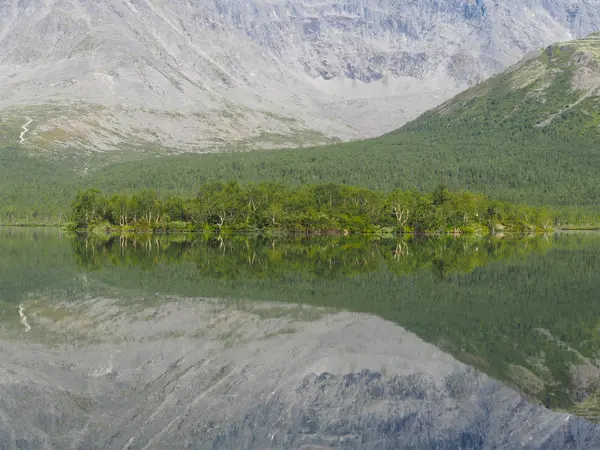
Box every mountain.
[1,0,600,152]
[2,273,600,448]
[403,30,600,139]
[73,32,600,210]
[2,33,600,223]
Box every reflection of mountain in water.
[65,232,600,413]
[1,296,599,449]
[2,229,600,428]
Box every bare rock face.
[0,0,599,152]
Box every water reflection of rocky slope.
[3,230,600,423]
[1,297,599,449]
[61,232,600,413]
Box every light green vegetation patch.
[507,364,545,395]
[68,183,587,236]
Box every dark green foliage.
[432,183,450,206]
[77,121,599,210]
[68,183,585,234]
[0,149,80,224]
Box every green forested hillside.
[0,149,80,223]
[1,33,599,223]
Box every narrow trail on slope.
[18,304,31,332]
[19,117,32,144]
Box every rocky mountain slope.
[0,0,599,152]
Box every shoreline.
[4,224,600,236]
[3,223,600,236]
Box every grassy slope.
[1,34,599,221]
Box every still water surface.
[1,228,600,448]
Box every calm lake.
[2,228,600,448]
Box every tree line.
[68,182,594,234]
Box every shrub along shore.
[67,182,598,235]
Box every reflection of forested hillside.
[72,233,556,279]
[0,228,81,313]
[68,232,600,412]
[3,229,600,416]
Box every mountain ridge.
[1,0,600,152]
[2,29,600,223]
[74,32,600,210]
[401,31,600,137]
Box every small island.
[67,182,597,235]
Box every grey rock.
[0,297,599,449]
[0,0,599,151]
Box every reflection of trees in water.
[73,234,384,280]
[70,232,600,414]
[3,229,600,414]
[71,234,556,281]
